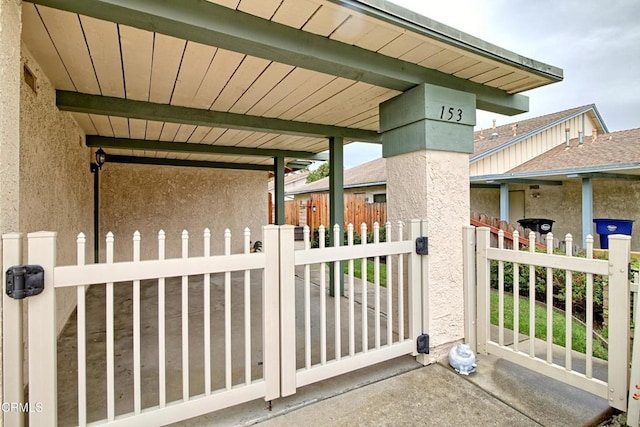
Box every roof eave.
[331,0,563,85]
[471,162,640,182]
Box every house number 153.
[440,105,463,122]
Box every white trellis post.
[262,225,280,401]
[475,227,491,355]
[462,226,476,351]
[279,225,296,397]
[607,234,631,411]
[26,231,57,426]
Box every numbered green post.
[380,83,476,157]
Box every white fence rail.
[471,226,630,411]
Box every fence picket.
[204,228,212,394]
[333,224,341,360]
[133,231,142,414]
[386,221,393,346]
[585,235,594,379]
[319,225,327,364]
[360,223,368,353]
[565,234,573,371]
[76,233,87,426]
[374,223,381,349]
[498,230,505,347]
[397,221,404,341]
[528,232,536,357]
[512,230,520,353]
[181,230,190,400]
[546,233,554,363]
[106,232,115,421]
[224,229,232,389]
[158,230,167,408]
[304,226,312,368]
[347,224,355,356]
[243,228,251,385]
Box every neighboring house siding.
[20,46,94,334]
[470,114,597,176]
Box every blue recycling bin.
[593,218,634,249]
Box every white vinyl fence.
[468,226,631,411]
[279,221,424,395]
[3,220,427,426]
[5,226,280,426]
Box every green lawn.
[490,290,608,360]
[344,258,387,287]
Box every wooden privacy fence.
[284,193,386,231]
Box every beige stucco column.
[0,0,22,234]
[380,83,475,357]
[0,0,22,422]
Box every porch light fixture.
[90,148,107,173]
[95,148,106,169]
[90,147,106,263]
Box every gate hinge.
[5,265,45,300]
[415,237,428,255]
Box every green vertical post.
[329,136,344,296]
[274,156,285,225]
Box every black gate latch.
[415,237,428,255]
[5,265,44,300]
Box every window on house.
[373,193,386,203]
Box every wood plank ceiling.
[21,0,561,168]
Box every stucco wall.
[1,0,22,417]
[99,164,268,261]
[1,0,21,234]
[470,188,500,218]
[491,180,640,251]
[19,45,93,333]
[387,150,468,352]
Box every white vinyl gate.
[467,226,631,411]
[2,220,427,426]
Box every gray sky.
[340,0,640,169]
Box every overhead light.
[95,148,106,169]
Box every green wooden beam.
[274,157,286,225]
[489,179,563,186]
[58,91,381,143]
[329,136,345,297]
[87,136,328,160]
[35,0,533,115]
[470,183,500,189]
[105,154,272,171]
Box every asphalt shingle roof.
[288,157,386,194]
[472,105,595,157]
[509,128,640,174]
